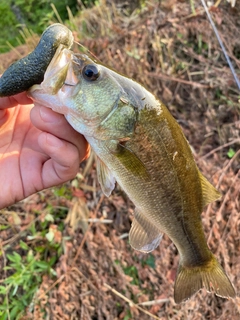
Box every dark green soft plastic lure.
[0,23,73,96]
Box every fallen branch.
[104,282,165,320]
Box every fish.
[0,24,236,303]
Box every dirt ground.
[0,0,239,319]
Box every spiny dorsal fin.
[129,208,163,253]
[198,170,221,207]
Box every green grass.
[0,0,97,53]
[0,2,20,52]
[0,205,67,319]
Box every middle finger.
[30,105,89,158]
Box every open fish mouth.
[29,47,119,129]
[29,46,81,116]
[29,46,78,109]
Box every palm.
[0,94,88,209]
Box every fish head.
[29,47,139,140]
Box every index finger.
[0,92,33,109]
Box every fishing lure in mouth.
[0,23,74,97]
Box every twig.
[137,298,170,306]
[86,218,113,223]
[119,232,129,240]
[1,215,40,247]
[83,152,95,178]
[218,169,239,219]
[73,193,105,263]
[201,139,240,159]
[220,170,240,237]
[208,169,239,243]
[216,149,240,189]
[147,72,211,88]
[37,264,105,302]
[214,0,222,6]
[37,274,66,301]
[104,282,162,320]
[207,150,240,243]
[72,267,104,297]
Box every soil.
[0,1,239,319]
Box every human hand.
[0,92,89,209]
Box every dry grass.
[0,0,239,319]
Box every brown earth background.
[0,0,239,319]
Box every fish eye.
[82,64,100,81]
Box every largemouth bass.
[0,24,235,303]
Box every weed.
[123,309,132,320]
[0,2,19,52]
[141,254,156,269]
[227,148,236,158]
[0,250,54,319]
[123,265,140,286]
[0,0,98,53]
[0,208,64,319]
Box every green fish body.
[0,24,235,303]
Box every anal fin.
[129,209,163,253]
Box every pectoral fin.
[129,209,163,253]
[115,143,150,181]
[96,157,116,197]
[198,170,221,206]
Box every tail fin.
[174,255,235,303]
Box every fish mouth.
[29,47,120,128]
[29,46,92,99]
[29,46,79,114]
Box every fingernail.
[40,106,60,123]
[46,133,64,148]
